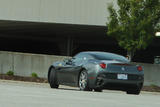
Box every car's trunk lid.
[100,60,139,74]
[107,63,138,73]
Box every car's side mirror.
[66,59,72,65]
[63,58,73,65]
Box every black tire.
[94,88,103,92]
[49,68,59,88]
[79,70,92,91]
[126,89,141,95]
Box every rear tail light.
[137,66,143,71]
[100,63,106,69]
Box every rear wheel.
[126,84,143,95]
[49,68,59,88]
[126,89,140,95]
[94,88,103,92]
[79,70,92,91]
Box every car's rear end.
[96,61,144,94]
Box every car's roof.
[77,51,129,62]
[80,51,122,57]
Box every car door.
[57,58,82,85]
[70,55,90,84]
[57,53,92,85]
[63,63,82,85]
[67,58,83,84]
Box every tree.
[106,0,160,61]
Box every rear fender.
[81,62,99,88]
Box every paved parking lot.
[0,80,160,107]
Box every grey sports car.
[48,51,144,95]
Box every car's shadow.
[58,88,80,91]
[58,88,99,93]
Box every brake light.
[100,63,106,69]
[137,66,143,71]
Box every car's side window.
[73,54,84,63]
[73,53,93,65]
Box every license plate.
[117,74,128,80]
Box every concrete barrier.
[136,63,160,86]
[0,51,160,86]
[0,51,67,78]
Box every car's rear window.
[89,52,129,63]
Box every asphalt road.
[0,80,160,107]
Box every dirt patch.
[0,74,160,92]
[142,86,160,92]
[0,74,48,83]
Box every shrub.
[31,72,38,78]
[6,70,14,76]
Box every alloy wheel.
[79,71,88,90]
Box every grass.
[31,72,38,78]
[6,70,14,76]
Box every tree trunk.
[127,51,134,62]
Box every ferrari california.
[48,51,144,95]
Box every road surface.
[0,80,160,107]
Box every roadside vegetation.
[31,72,38,78]
[0,74,47,83]
[6,70,14,76]
[107,0,160,61]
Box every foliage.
[31,72,38,78]
[6,70,14,76]
[107,0,160,60]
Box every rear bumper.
[94,73,144,90]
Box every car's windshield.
[89,52,129,63]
